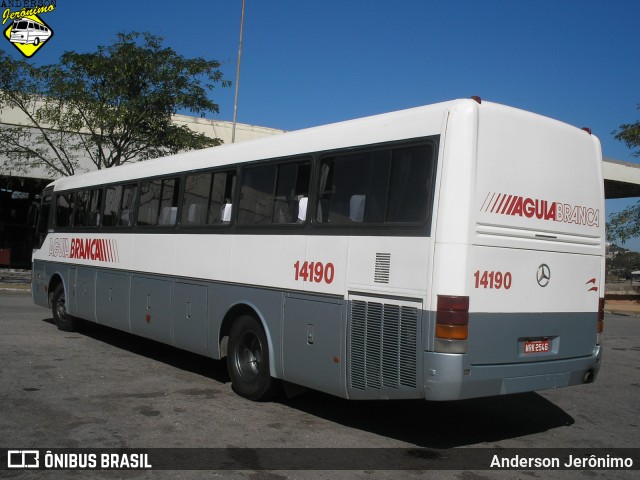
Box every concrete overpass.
[604,157,640,199]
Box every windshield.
[13,21,28,30]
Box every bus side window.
[54,192,74,228]
[238,164,276,226]
[273,162,310,224]
[181,170,236,227]
[182,172,211,226]
[103,185,122,227]
[238,160,310,227]
[159,178,180,226]
[138,179,161,225]
[209,170,236,224]
[138,177,179,226]
[74,188,102,228]
[316,143,435,226]
[119,184,137,227]
[386,144,435,223]
[74,190,89,227]
[317,152,380,225]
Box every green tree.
[607,103,640,243]
[606,244,640,278]
[0,32,230,177]
[613,103,640,158]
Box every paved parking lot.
[0,291,638,479]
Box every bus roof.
[47,99,588,192]
[47,100,460,191]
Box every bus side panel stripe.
[500,195,513,214]
[506,195,518,215]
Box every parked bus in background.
[31,98,605,401]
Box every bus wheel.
[34,38,40,45]
[227,315,278,401]
[51,283,78,332]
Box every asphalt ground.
[0,290,638,479]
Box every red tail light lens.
[437,295,469,340]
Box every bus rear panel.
[425,100,603,400]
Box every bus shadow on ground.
[282,392,575,449]
[42,317,574,449]
[41,317,231,384]
[279,389,574,449]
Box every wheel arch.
[47,272,67,308]
[219,301,278,378]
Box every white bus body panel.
[426,100,603,400]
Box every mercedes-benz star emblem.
[536,264,551,287]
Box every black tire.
[51,283,78,332]
[34,38,40,46]
[227,315,278,401]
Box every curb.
[0,281,31,292]
[605,310,639,317]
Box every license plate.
[523,338,551,354]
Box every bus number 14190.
[474,270,512,290]
[294,261,335,284]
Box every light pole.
[231,0,246,143]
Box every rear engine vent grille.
[374,253,391,284]
[349,299,418,390]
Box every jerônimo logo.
[2,1,56,58]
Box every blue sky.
[5,0,640,246]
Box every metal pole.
[231,0,246,143]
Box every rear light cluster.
[436,295,469,354]
[597,297,604,345]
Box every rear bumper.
[423,346,602,401]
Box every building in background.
[0,105,284,268]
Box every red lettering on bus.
[482,192,598,227]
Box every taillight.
[436,295,469,353]
[597,297,604,345]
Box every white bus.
[10,18,52,46]
[31,98,605,401]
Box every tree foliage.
[612,103,640,158]
[607,200,640,244]
[607,103,640,243]
[607,244,640,278]
[0,32,230,177]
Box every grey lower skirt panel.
[31,261,426,401]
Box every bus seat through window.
[349,195,366,222]
[188,204,204,224]
[160,207,177,225]
[221,203,233,223]
[297,197,308,222]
